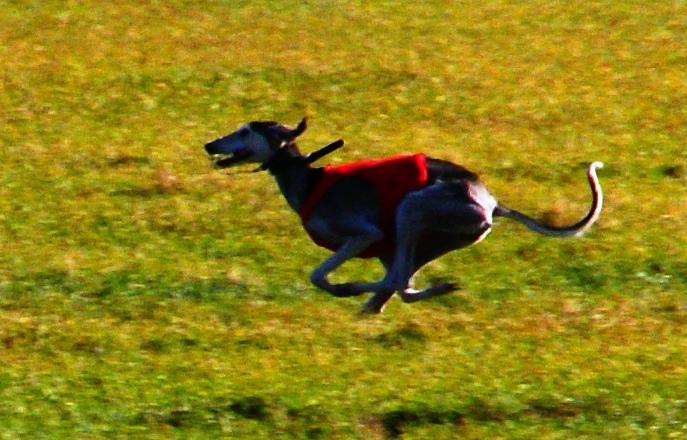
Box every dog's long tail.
[493,162,604,237]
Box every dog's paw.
[357,303,385,315]
[432,281,460,296]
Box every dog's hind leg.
[385,181,495,302]
[398,276,459,303]
[359,288,395,314]
[345,182,492,301]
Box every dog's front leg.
[310,233,382,297]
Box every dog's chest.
[303,217,347,248]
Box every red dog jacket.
[300,154,429,258]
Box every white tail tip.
[590,161,604,171]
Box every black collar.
[256,145,304,174]
[255,139,344,174]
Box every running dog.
[204,118,603,313]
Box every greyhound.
[204,118,603,313]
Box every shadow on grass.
[131,396,273,429]
[369,322,427,348]
[379,406,465,438]
[376,397,597,438]
[226,396,272,421]
[128,392,620,438]
[132,395,331,438]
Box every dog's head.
[204,118,307,168]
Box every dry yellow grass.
[1,1,686,438]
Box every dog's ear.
[283,117,307,140]
[253,118,307,146]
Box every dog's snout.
[204,140,219,155]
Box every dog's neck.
[263,143,322,213]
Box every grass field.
[1,1,687,438]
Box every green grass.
[2,0,687,438]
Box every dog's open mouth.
[210,150,251,168]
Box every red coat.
[300,154,429,258]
